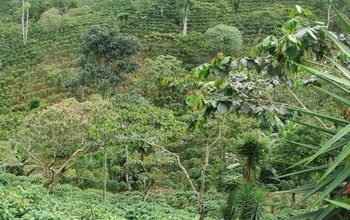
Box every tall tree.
[67,26,140,98]
[21,0,30,43]
[11,99,108,191]
[177,0,194,36]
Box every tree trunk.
[26,5,29,41]
[44,170,64,192]
[160,6,164,16]
[103,147,107,203]
[24,0,29,44]
[198,145,210,220]
[182,6,189,36]
[22,0,25,41]
[125,146,131,191]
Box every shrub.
[39,8,62,33]
[204,24,243,56]
[28,97,41,110]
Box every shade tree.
[67,25,141,98]
[177,0,195,36]
[39,8,61,33]
[204,24,243,56]
[11,98,109,191]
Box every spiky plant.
[234,134,270,183]
[222,184,267,220]
[280,1,350,218]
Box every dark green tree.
[68,25,141,97]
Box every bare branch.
[10,138,46,172]
[327,4,331,29]
[56,147,85,175]
[287,87,329,129]
[304,59,338,72]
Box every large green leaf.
[328,0,350,33]
[329,59,350,80]
[298,63,350,87]
[323,31,350,58]
[287,107,349,127]
[287,137,349,170]
[314,86,350,107]
[325,199,350,211]
[318,167,350,200]
[290,209,325,220]
[315,205,335,220]
[305,124,350,166]
[298,171,338,203]
[321,144,350,179]
[287,118,336,136]
[316,73,350,95]
[276,183,315,194]
[277,164,331,178]
[287,140,338,156]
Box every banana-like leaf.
[290,209,325,220]
[275,183,315,194]
[316,185,347,219]
[323,31,350,58]
[287,118,336,136]
[287,140,338,156]
[321,144,350,179]
[328,0,350,33]
[294,139,349,170]
[298,171,338,203]
[314,86,350,107]
[276,164,331,178]
[316,73,350,94]
[298,63,350,87]
[305,124,350,166]
[329,59,350,80]
[325,199,350,210]
[318,167,350,200]
[287,107,349,126]
[287,137,348,170]
[315,205,335,220]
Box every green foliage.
[233,134,270,183]
[0,113,25,141]
[276,126,324,158]
[1,1,350,219]
[28,97,40,110]
[280,5,350,219]
[222,184,266,220]
[204,24,243,56]
[133,55,186,108]
[39,8,62,33]
[68,25,140,95]
[0,171,220,219]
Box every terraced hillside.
[0,0,338,125]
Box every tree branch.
[118,136,199,196]
[287,87,329,129]
[10,138,46,172]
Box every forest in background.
[1,0,350,219]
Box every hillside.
[0,0,333,116]
[1,0,350,219]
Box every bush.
[28,97,41,109]
[0,172,214,220]
[39,8,62,33]
[107,180,128,193]
[204,24,243,56]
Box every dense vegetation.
[1,0,350,219]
